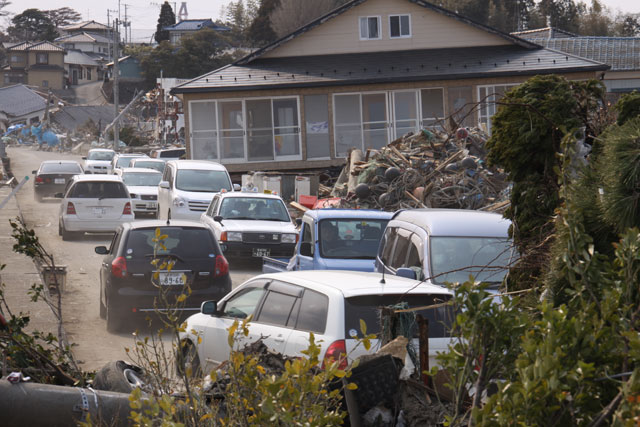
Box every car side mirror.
[300,242,312,257]
[396,267,417,280]
[159,181,170,189]
[213,215,223,223]
[94,246,108,255]
[32,170,37,174]
[295,218,302,226]
[233,183,241,192]
[201,300,218,316]
[54,192,64,198]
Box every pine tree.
[155,1,176,44]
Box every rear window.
[344,294,453,339]
[116,156,144,169]
[41,163,82,174]
[68,181,129,198]
[87,151,115,161]
[124,227,217,258]
[159,149,185,158]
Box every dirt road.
[7,146,260,371]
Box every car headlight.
[172,197,185,207]
[226,232,242,242]
[281,233,297,243]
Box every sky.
[2,0,640,41]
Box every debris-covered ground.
[324,127,510,213]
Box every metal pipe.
[0,381,132,426]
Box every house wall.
[262,0,511,59]
[66,64,99,84]
[7,52,28,68]
[27,51,65,68]
[27,69,64,90]
[180,70,596,172]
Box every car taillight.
[112,256,127,278]
[35,176,44,184]
[322,339,347,370]
[220,231,227,242]
[214,254,229,277]
[66,202,76,215]
[123,202,131,215]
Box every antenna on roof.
[380,265,386,284]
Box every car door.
[283,287,330,358]
[297,220,314,270]
[200,283,268,372]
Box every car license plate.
[252,248,270,257]
[159,272,186,286]
[92,207,106,215]
[54,178,65,184]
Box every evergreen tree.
[155,2,176,44]
[8,9,58,41]
[247,0,279,47]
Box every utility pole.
[124,4,129,44]
[113,19,120,151]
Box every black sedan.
[33,160,84,201]
[95,220,232,332]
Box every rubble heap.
[327,127,511,213]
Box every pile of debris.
[326,127,510,213]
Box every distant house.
[513,27,640,94]
[171,0,608,173]
[163,19,229,45]
[1,41,66,90]
[0,84,47,131]
[55,32,112,61]
[58,21,112,39]
[105,56,143,81]
[64,50,101,85]
[51,105,115,133]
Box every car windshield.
[219,197,289,221]
[175,169,231,192]
[344,294,453,338]
[116,156,143,168]
[122,172,162,187]
[87,151,114,161]
[318,219,388,259]
[68,181,129,198]
[430,236,515,284]
[41,163,82,174]
[124,227,216,258]
[132,161,165,173]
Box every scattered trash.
[322,127,510,213]
[7,372,31,384]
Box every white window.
[478,84,518,134]
[359,16,381,40]
[420,88,445,128]
[389,15,411,38]
[333,92,389,157]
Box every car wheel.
[58,220,63,236]
[99,286,106,319]
[61,223,74,241]
[92,360,147,393]
[177,341,202,378]
[106,295,124,333]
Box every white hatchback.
[114,168,162,217]
[58,175,134,240]
[83,148,115,174]
[178,270,453,374]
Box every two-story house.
[163,19,229,46]
[58,21,112,39]
[171,0,608,173]
[1,41,66,90]
[55,32,112,61]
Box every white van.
[157,160,235,221]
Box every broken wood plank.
[290,201,309,212]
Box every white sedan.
[114,168,162,217]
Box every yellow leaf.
[177,294,187,303]
[359,319,367,335]
[346,382,358,390]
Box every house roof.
[55,32,111,44]
[236,0,539,66]
[163,19,229,32]
[7,41,65,52]
[106,55,137,67]
[0,85,47,118]
[512,27,577,40]
[51,106,116,132]
[172,45,608,94]
[60,20,110,32]
[513,33,640,72]
[65,49,100,66]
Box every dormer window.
[359,16,381,40]
[389,15,411,38]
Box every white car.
[58,175,134,240]
[114,168,162,217]
[157,160,235,221]
[110,153,149,174]
[200,191,298,258]
[178,270,453,374]
[83,148,116,174]
[130,158,166,174]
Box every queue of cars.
[34,148,515,375]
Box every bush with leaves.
[615,91,640,126]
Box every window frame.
[36,53,49,65]
[359,16,382,40]
[477,83,519,134]
[389,14,411,39]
